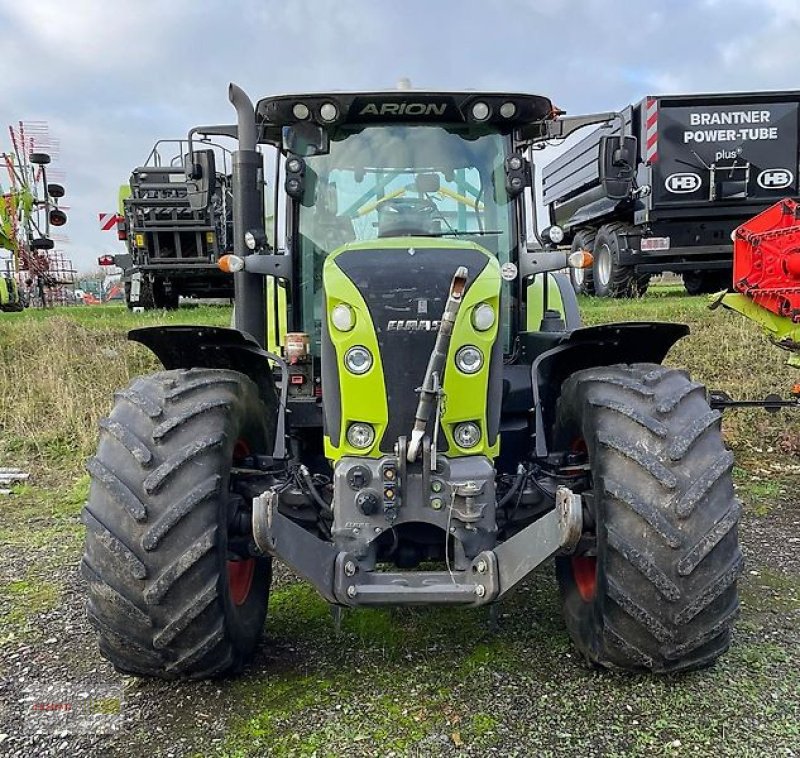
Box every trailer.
[542,90,800,296]
[102,139,236,309]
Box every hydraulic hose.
[407,266,468,462]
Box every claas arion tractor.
[82,84,742,679]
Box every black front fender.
[532,321,689,457]
[129,326,288,458]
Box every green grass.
[0,292,798,756]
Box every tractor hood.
[321,238,503,461]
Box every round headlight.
[454,422,481,449]
[547,225,565,244]
[347,422,375,449]
[344,346,372,375]
[286,157,303,174]
[471,303,495,332]
[331,303,355,332]
[455,345,483,374]
[507,155,523,171]
[500,101,517,119]
[319,102,338,122]
[292,103,310,120]
[471,101,490,121]
[244,231,257,250]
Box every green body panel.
[720,292,800,368]
[0,276,9,305]
[323,237,501,462]
[118,185,131,216]
[265,277,288,354]
[322,258,389,460]
[526,272,565,331]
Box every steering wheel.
[377,196,439,237]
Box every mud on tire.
[554,363,742,672]
[82,368,273,679]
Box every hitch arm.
[709,390,800,413]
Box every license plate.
[641,236,671,251]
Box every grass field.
[0,286,798,757]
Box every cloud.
[0,0,797,269]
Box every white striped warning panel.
[645,97,658,164]
[98,213,119,231]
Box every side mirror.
[599,135,637,200]
[282,123,329,157]
[185,149,217,210]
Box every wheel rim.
[571,556,598,601]
[228,439,256,606]
[596,243,612,287]
[227,559,256,606]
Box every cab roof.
[256,91,557,141]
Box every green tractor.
[82,85,742,679]
[0,258,24,311]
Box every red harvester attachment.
[733,198,800,322]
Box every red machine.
[733,198,800,322]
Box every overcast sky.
[1,0,798,270]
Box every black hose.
[298,465,333,515]
[498,465,527,509]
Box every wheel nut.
[344,561,357,577]
[346,585,357,598]
[475,584,486,598]
[476,559,488,574]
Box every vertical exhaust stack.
[406,266,468,462]
[228,83,266,346]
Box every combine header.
[721,199,800,367]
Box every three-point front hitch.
[252,485,583,607]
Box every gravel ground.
[1,480,798,758]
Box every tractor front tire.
[554,363,742,672]
[82,368,272,679]
[569,228,596,295]
[592,224,649,298]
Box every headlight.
[292,103,310,120]
[471,303,495,332]
[455,345,483,374]
[244,231,257,250]
[547,225,565,244]
[454,422,481,449]
[347,422,375,449]
[344,346,372,374]
[320,102,338,122]
[331,303,354,331]
[500,101,517,119]
[471,101,490,121]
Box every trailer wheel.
[153,280,179,310]
[569,229,596,295]
[82,368,273,679]
[683,270,730,296]
[553,363,742,672]
[592,224,649,298]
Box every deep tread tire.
[82,368,273,679]
[592,223,650,298]
[569,228,596,295]
[554,363,742,673]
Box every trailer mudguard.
[128,326,287,458]
[531,321,689,457]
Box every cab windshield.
[295,124,515,344]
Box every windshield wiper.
[413,230,503,237]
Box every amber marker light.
[567,250,594,269]
[218,254,245,273]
